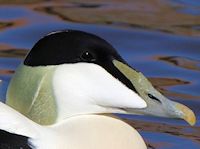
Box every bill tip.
[176,103,196,126]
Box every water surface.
[0,0,199,148]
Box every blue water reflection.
[0,2,199,149]
[171,0,200,15]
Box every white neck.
[52,63,145,121]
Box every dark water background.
[0,0,199,148]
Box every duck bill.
[112,60,196,126]
[173,102,196,126]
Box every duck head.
[6,30,196,126]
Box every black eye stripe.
[148,94,161,103]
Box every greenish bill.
[113,59,196,126]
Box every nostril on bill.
[147,93,162,103]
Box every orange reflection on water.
[0,44,27,58]
[149,77,200,101]
[0,19,27,31]
[28,0,200,36]
[158,56,200,71]
[124,119,200,148]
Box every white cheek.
[52,63,146,119]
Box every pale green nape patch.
[6,64,57,125]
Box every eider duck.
[0,30,196,149]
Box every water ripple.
[158,56,200,71]
[0,1,199,148]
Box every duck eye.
[80,51,95,61]
[148,94,161,103]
